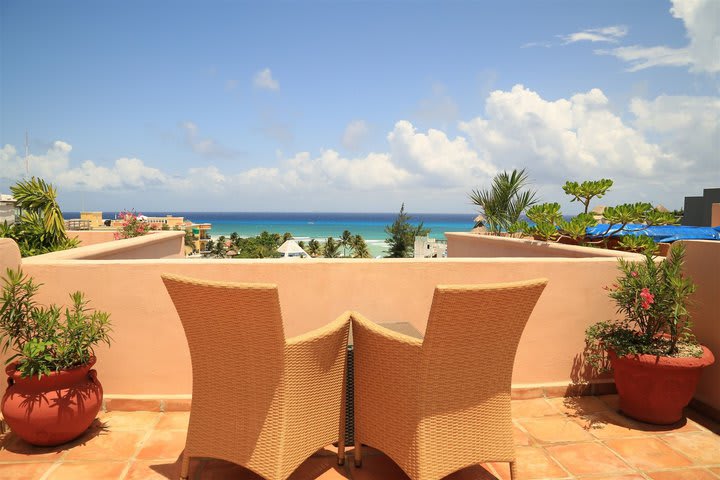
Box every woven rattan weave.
[351,278,548,480]
[161,274,350,480]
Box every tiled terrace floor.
[0,395,719,480]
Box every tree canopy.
[384,203,430,258]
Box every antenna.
[24,132,29,177]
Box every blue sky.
[1,0,718,213]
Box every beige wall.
[80,211,104,229]
[25,231,185,262]
[69,230,117,246]
[15,255,626,397]
[0,238,21,275]
[679,240,720,413]
[4,235,716,413]
[446,232,639,259]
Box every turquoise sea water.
[65,211,476,257]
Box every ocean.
[63,211,476,257]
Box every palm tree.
[339,230,353,257]
[212,235,227,258]
[307,239,321,257]
[1,177,78,256]
[204,239,215,257]
[469,168,537,235]
[282,232,293,243]
[323,237,340,258]
[351,234,371,258]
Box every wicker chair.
[161,274,351,480]
[351,278,548,480]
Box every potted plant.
[0,268,112,446]
[585,244,715,424]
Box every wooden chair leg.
[337,437,345,465]
[354,439,362,467]
[179,453,190,480]
[510,460,517,480]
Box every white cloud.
[459,84,671,180]
[181,122,238,158]
[388,121,496,186]
[630,94,720,176]
[281,150,413,191]
[597,45,693,72]
[54,158,169,191]
[253,68,279,90]
[0,141,72,180]
[342,120,370,151]
[560,25,628,44]
[2,85,716,211]
[598,0,719,73]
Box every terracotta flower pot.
[608,346,715,424]
[1,357,103,446]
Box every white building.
[0,194,17,225]
[413,236,447,258]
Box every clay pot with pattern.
[1,357,103,446]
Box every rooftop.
[1,395,718,479]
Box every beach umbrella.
[277,239,309,258]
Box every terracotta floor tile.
[441,464,497,479]
[686,411,720,435]
[647,468,719,480]
[0,433,68,462]
[348,452,409,480]
[513,425,531,446]
[125,458,201,480]
[136,430,186,460]
[198,458,267,479]
[288,455,351,480]
[97,411,161,431]
[155,412,190,430]
[547,396,610,417]
[517,415,594,443]
[605,437,693,470]
[576,475,645,480]
[599,394,621,410]
[45,461,128,479]
[0,462,56,479]
[62,430,145,461]
[545,442,632,476]
[491,446,568,480]
[511,399,557,418]
[661,432,720,465]
[576,410,697,439]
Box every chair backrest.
[161,274,286,430]
[419,278,548,411]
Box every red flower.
[640,287,655,310]
[630,271,638,277]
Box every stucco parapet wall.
[22,231,185,262]
[446,232,644,259]
[0,238,21,272]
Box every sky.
[0,0,718,214]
